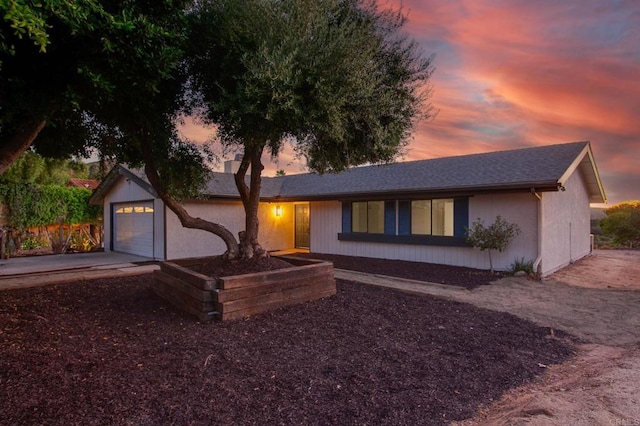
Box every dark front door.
[295,204,310,249]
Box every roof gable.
[556,143,606,203]
[89,165,157,205]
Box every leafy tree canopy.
[187,0,433,173]
[0,0,189,171]
[1,150,88,186]
[1,0,435,260]
[600,201,640,248]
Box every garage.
[112,201,155,258]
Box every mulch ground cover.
[187,255,296,278]
[290,253,502,289]
[0,272,574,425]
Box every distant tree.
[66,159,89,180]
[1,151,88,186]
[275,169,287,177]
[87,160,115,181]
[466,216,521,273]
[600,201,640,248]
[0,151,45,184]
[186,0,434,258]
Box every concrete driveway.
[0,251,158,291]
[0,251,153,276]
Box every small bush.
[508,258,534,275]
[69,231,97,252]
[466,215,521,273]
[21,237,40,250]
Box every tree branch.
[140,140,240,258]
[0,116,48,174]
[233,145,252,207]
[232,143,266,257]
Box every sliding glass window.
[411,199,454,236]
[352,201,385,234]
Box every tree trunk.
[0,116,48,174]
[0,229,6,260]
[233,144,266,258]
[140,140,240,259]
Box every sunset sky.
[182,0,639,205]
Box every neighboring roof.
[67,178,100,190]
[90,141,607,205]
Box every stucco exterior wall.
[309,194,538,272]
[540,169,591,275]
[164,200,294,260]
[102,176,165,259]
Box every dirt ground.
[449,250,640,425]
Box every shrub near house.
[466,216,521,273]
[0,183,102,256]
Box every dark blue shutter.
[398,200,411,235]
[384,201,396,235]
[453,197,469,237]
[341,202,352,233]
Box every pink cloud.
[183,0,640,204]
[177,115,216,144]
[394,0,640,203]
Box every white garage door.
[113,201,154,258]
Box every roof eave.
[557,142,606,204]
[275,181,561,202]
[89,166,158,205]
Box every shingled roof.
[90,141,606,205]
[275,141,603,200]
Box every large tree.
[186,0,434,257]
[0,0,188,172]
[1,0,243,257]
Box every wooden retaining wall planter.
[152,256,336,322]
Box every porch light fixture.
[275,205,283,217]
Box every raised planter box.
[152,256,336,322]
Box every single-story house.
[89,141,606,276]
